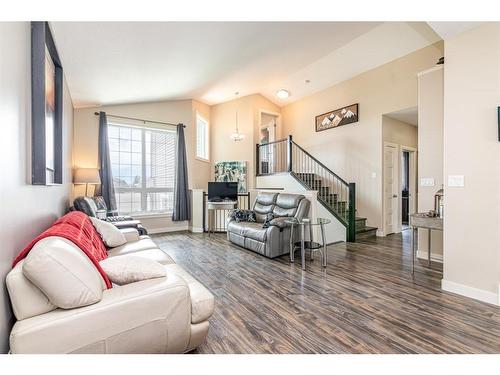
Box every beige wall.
[282,42,443,230]
[73,99,211,233]
[382,116,418,148]
[417,66,444,258]
[0,22,74,352]
[210,94,281,189]
[442,23,500,303]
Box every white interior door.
[384,144,399,235]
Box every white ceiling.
[385,107,418,126]
[427,22,483,40]
[50,22,441,108]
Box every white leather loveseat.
[6,228,214,354]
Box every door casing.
[400,145,418,227]
[383,142,418,236]
[383,142,399,236]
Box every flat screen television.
[208,182,238,202]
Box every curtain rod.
[94,112,186,128]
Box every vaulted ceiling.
[50,22,442,108]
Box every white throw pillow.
[22,237,104,309]
[99,256,167,286]
[90,217,127,247]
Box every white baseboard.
[189,226,204,233]
[416,250,443,263]
[442,279,499,306]
[376,230,384,237]
[147,226,188,234]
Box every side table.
[207,201,237,235]
[409,213,443,274]
[285,217,331,271]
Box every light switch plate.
[371,172,377,179]
[420,178,435,187]
[448,175,465,187]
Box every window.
[108,122,176,215]
[196,114,209,161]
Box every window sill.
[195,156,210,164]
[131,212,173,219]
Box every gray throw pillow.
[263,213,290,229]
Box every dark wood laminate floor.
[151,230,500,353]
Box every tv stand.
[206,200,237,235]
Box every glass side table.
[284,217,331,271]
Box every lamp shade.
[73,168,101,184]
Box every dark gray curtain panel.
[98,111,117,211]
[172,124,191,221]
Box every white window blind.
[196,115,209,160]
[108,122,176,215]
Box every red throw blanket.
[13,211,112,289]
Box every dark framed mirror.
[31,21,63,185]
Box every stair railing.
[256,138,289,175]
[256,135,356,241]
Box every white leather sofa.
[6,228,214,354]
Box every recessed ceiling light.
[305,79,310,84]
[276,89,290,99]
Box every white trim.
[189,226,204,233]
[417,65,443,77]
[133,213,172,219]
[195,156,210,163]
[400,145,417,152]
[258,108,281,118]
[416,250,443,263]
[258,108,281,140]
[400,145,418,231]
[147,225,189,234]
[382,141,399,236]
[442,279,499,306]
[195,111,210,162]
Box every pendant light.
[230,92,245,142]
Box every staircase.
[256,135,377,242]
[354,217,378,239]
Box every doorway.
[401,146,417,230]
[259,111,279,173]
[384,142,418,235]
[401,150,410,228]
[382,108,418,236]
[260,112,277,143]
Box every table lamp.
[73,168,101,196]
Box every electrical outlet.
[448,175,465,187]
[420,178,435,187]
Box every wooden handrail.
[257,138,288,147]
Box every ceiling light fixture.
[276,89,290,99]
[230,92,245,142]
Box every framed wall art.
[315,103,359,132]
[214,161,247,193]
